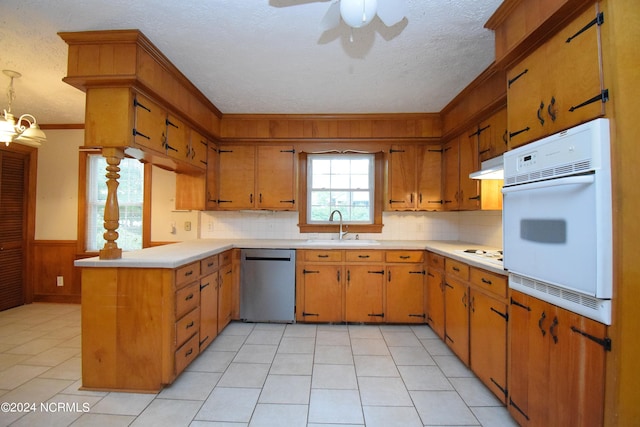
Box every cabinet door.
[133,93,166,153]
[206,142,219,210]
[386,264,426,323]
[458,129,480,210]
[199,272,218,351]
[507,291,533,425]
[345,265,384,323]
[444,276,469,364]
[387,145,417,210]
[217,264,233,333]
[470,290,508,403]
[478,108,508,162]
[548,307,607,427]
[299,264,343,322]
[189,130,209,169]
[257,145,296,210]
[165,113,189,162]
[218,145,255,209]
[507,5,604,148]
[442,139,459,210]
[426,268,445,339]
[417,145,443,211]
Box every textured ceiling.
[0,0,503,125]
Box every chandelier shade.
[0,70,47,147]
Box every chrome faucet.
[329,209,348,240]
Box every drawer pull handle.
[318,254,329,258]
[185,270,194,277]
[207,262,214,267]
[358,255,370,259]
[185,348,193,357]
[185,293,194,301]
[452,266,460,272]
[186,321,195,329]
[400,255,410,259]
[481,278,493,285]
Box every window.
[308,154,374,223]
[86,154,144,251]
[298,151,383,234]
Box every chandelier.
[0,70,47,147]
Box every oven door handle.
[502,174,594,194]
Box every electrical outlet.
[184,221,191,231]
[56,276,64,287]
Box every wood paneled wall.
[220,113,442,141]
[32,241,85,304]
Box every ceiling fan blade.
[320,1,341,31]
[376,0,406,27]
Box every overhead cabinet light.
[469,155,504,180]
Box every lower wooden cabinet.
[346,264,385,323]
[508,290,608,426]
[79,249,237,393]
[444,275,470,365]
[296,249,426,324]
[426,252,446,339]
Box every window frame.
[298,151,384,234]
[77,150,152,254]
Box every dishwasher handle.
[244,256,292,262]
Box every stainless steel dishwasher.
[240,248,296,323]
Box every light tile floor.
[0,303,518,426]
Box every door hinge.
[510,297,531,311]
[409,313,427,319]
[303,269,320,274]
[368,313,385,318]
[490,377,507,397]
[570,326,612,351]
[566,12,604,43]
[302,312,319,317]
[509,127,531,140]
[569,89,609,112]
[508,68,528,88]
[509,398,530,421]
[491,307,509,321]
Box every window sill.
[298,224,383,234]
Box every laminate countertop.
[74,239,506,275]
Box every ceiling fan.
[319,0,407,31]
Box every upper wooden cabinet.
[387,144,442,211]
[507,5,606,148]
[442,134,480,211]
[477,108,508,163]
[217,144,296,210]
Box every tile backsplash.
[199,210,502,248]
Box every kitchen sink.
[305,239,380,246]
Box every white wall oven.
[502,118,612,324]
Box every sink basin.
[305,239,380,246]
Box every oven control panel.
[517,152,538,170]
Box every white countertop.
[74,239,505,274]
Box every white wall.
[35,129,83,240]
[150,166,199,242]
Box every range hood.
[469,155,504,180]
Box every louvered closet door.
[0,151,26,311]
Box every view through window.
[307,153,374,224]
[86,155,144,251]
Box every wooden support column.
[99,147,125,260]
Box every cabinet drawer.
[176,281,200,319]
[175,332,199,376]
[201,255,219,276]
[445,258,470,281]
[386,250,424,263]
[470,267,507,298]
[219,250,232,266]
[176,307,200,348]
[428,252,445,270]
[345,250,383,263]
[303,250,343,262]
[176,262,200,288]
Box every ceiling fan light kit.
[340,0,378,28]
